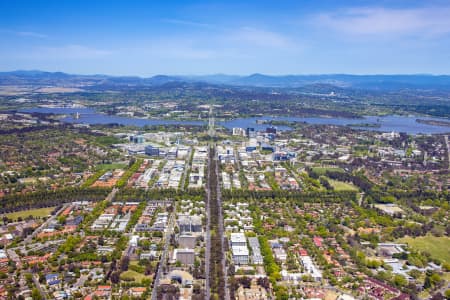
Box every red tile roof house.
[0,285,7,298]
[298,249,308,256]
[130,287,147,297]
[313,236,323,248]
[94,285,112,298]
[359,278,407,300]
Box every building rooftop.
[232,246,249,256]
[230,232,247,244]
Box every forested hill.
[2,70,450,90]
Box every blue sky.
[1,0,450,76]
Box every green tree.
[393,274,407,287]
[430,273,442,286]
[31,288,42,300]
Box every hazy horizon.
[3,69,450,78]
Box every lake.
[20,107,204,127]
[220,115,450,135]
[19,107,450,135]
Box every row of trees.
[322,169,373,192]
[207,146,226,300]
[116,158,143,188]
[0,187,110,214]
[223,189,357,204]
[115,187,205,202]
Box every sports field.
[4,207,55,221]
[397,236,450,263]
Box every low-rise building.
[174,248,195,265]
[230,232,247,247]
[232,246,249,265]
[178,234,197,249]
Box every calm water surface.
[19,107,450,135]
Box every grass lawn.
[4,207,56,221]
[120,270,151,283]
[397,236,450,263]
[328,179,359,191]
[93,135,122,147]
[96,163,127,171]
[312,167,344,175]
[418,291,430,299]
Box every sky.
[1,0,450,76]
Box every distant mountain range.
[1,70,450,90]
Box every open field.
[312,167,344,175]
[328,179,359,191]
[35,87,84,93]
[397,236,450,263]
[4,207,56,221]
[120,270,152,283]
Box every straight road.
[151,211,175,300]
[33,274,47,300]
[214,146,230,300]
[445,135,450,170]
[205,146,212,300]
[23,203,69,244]
[107,187,119,201]
[205,145,229,300]
[180,147,193,190]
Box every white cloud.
[226,27,295,49]
[124,27,296,61]
[0,29,48,39]
[16,31,48,38]
[155,24,298,52]
[161,18,214,28]
[314,6,450,37]
[29,45,112,59]
[114,38,204,60]
[153,45,218,60]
